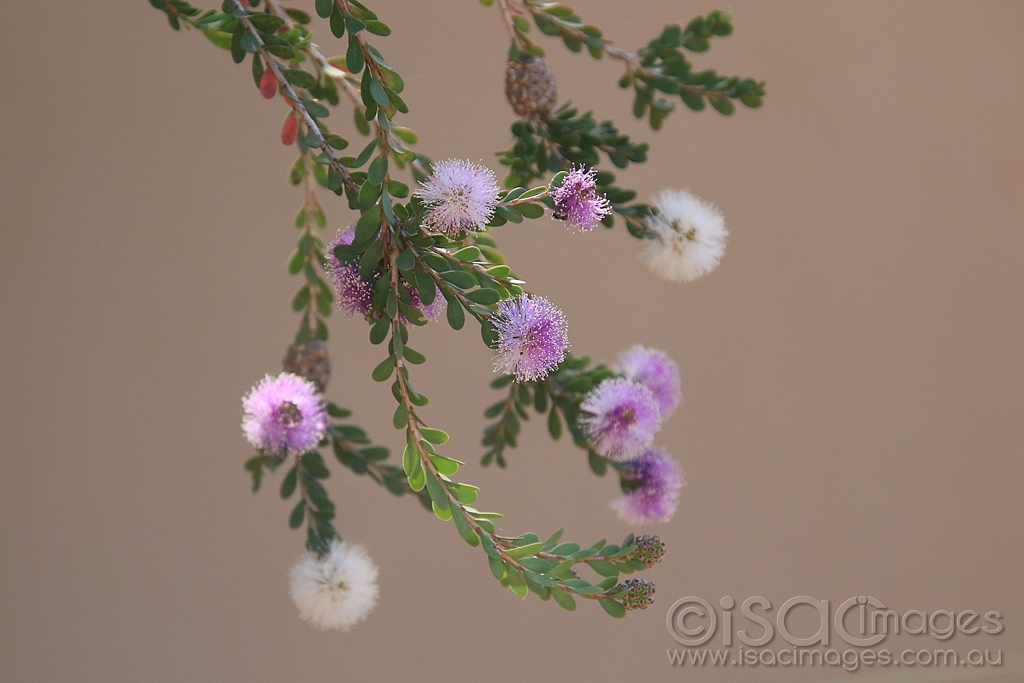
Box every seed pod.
[282,340,331,393]
[505,57,557,118]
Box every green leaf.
[452,510,479,546]
[548,409,565,440]
[329,6,346,38]
[504,542,544,560]
[589,560,619,578]
[588,451,607,476]
[429,454,461,476]
[507,568,529,598]
[203,29,233,50]
[354,207,382,243]
[402,437,417,476]
[445,296,465,330]
[516,202,545,219]
[419,428,449,445]
[369,78,391,107]
[279,466,298,498]
[291,286,310,311]
[680,90,705,111]
[552,542,580,556]
[314,0,333,18]
[432,501,453,520]
[369,317,390,344]
[551,589,577,611]
[249,14,285,32]
[488,556,506,581]
[346,34,365,74]
[367,155,388,186]
[425,474,450,513]
[371,356,394,382]
[365,20,391,35]
[287,249,304,274]
[288,501,305,529]
[283,68,316,89]
[439,270,476,289]
[301,98,330,118]
[464,288,499,306]
[302,452,330,479]
[284,8,312,23]
[392,403,407,429]
[710,95,735,115]
[240,31,260,53]
[230,23,245,63]
[599,599,627,618]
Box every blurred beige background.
[1,1,1022,682]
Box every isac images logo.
[665,595,1004,672]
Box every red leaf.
[259,68,276,99]
[281,114,298,146]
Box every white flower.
[414,159,500,235]
[641,189,727,282]
[289,539,379,631]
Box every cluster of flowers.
[582,345,687,524]
[324,226,445,320]
[415,158,728,283]
[242,373,377,631]
[237,158,723,630]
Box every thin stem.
[495,0,527,49]
[232,0,359,194]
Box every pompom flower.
[414,159,500,235]
[550,166,612,232]
[241,373,327,455]
[407,285,445,322]
[289,539,379,631]
[325,226,374,317]
[615,345,682,418]
[641,189,727,282]
[326,226,443,321]
[612,448,685,524]
[580,378,661,460]
[492,294,569,381]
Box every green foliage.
[498,106,653,236]
[154,0,762,619]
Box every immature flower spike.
[241,373,327,456]
[612,448,685,524]
[282,340,331,394]
[619,578,656,611]
[631,534,666,568]
[492,294,570,382]
[615,345,681,418]
[551,166,612,233]
[414,159,500,235]
[289,539,379,631]
[580,378,661,460]
[641,189,728,282]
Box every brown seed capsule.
[282,340,331,394]
[505,57,557,118]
